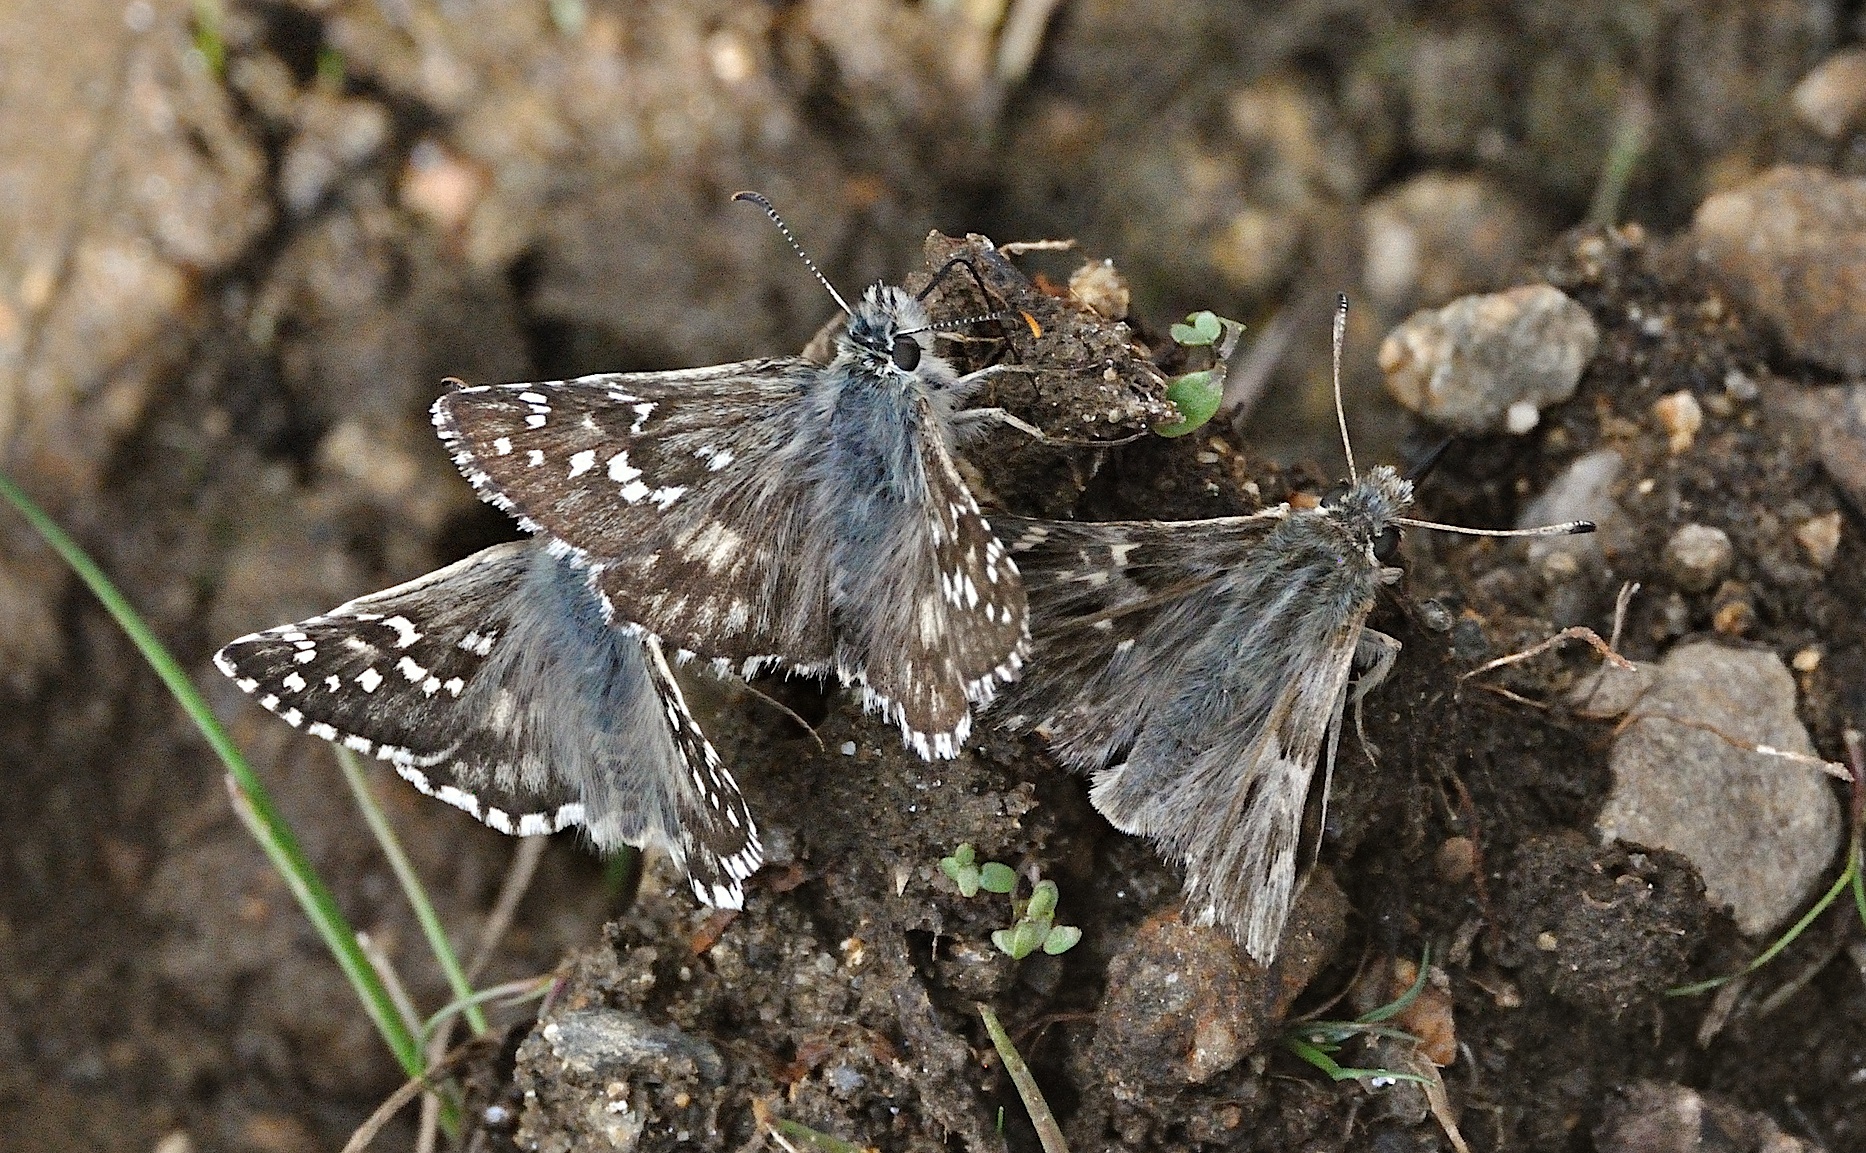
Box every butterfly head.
[1319,464,1415,569]
[842,285,941,382]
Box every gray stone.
[1695,166,1866,376]
[1360,172,1541,312]
[1379,284,1599,435]
[1662,523,1734,592]
[515,1008,727,1152]
[1597,641,1842,937]
[1596,1081,1823,1153]
[1517,448,1626,581]
[1793,48,1866,140]
[1772,384,1866,520]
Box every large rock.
[1597,641,1842,937]
[1379,284,1598,435]
[1695,165,1866,376]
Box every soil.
[4,3,1865,1152]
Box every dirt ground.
[4,2,1866,1151]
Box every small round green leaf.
[1170,310,1225,346]
[1155,369,1221,437]
[990,928,1017,956]
[1010,919,1046,959]
[1042,925,1082,955]
[978,862,1018,894]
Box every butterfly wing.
[214,539,763,907]
[433,363,835,672]
[1001,505,1385,961]
[990,508,1287,763]
[830,402,1031,756]
[1095,619,1363,961]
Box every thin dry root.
[1462,582,1640,684]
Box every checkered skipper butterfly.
[993,296,1593,961]
[432,194,1029,760]
[215,538,762,908]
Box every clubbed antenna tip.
[732,191,853,317]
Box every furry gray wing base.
[822,394,1031,757]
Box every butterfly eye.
[1373,526,1401,562]
[891,334,922,371]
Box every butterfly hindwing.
[830,401,1031,756]
[991,508,1285,762]
[214,539,763,908]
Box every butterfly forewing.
[435,283,1033,760]
[214,539,763,908]
[434,363,835,670]
[992,509,1285,762]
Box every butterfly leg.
[1350,629,1401,762]
[952,402,1146,448]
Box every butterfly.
[430,193,1030,760]
[215,538,763,908]
[993,297,1592,960]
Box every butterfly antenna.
[1394,517,1597,538]
[898,308,1032,339]
[733,191,854,317]
[1332,292,1357,484]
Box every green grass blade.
[978,1004,1069,1153]
[335,747,488,1036]
[0,470,425,1077]
[1667,857,1856,997]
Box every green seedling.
[1281,949,1433,1087]
[939,842,982,896]
[316,45,347,90]
[191,0,226,76]
[1669,727,1866,998]
[939,845,1081,959]
[1156,310,1244,438]
[979,862,1018,894]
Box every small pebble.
[1434,836,1476,884]
[1661,523,1733,592]
[1793,510,1841,569]
[1379,284,1599,435]
[1519,449,1623,578]
[1596,1082,1820,1153]
[839,741,856,756]
[1792,47,1866,139]
[1068,258,1130,320]
[1651,391,1702,454]
[1712,596,1755,636]
[1791,646,1822,672]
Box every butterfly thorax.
[812,284,962,506]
